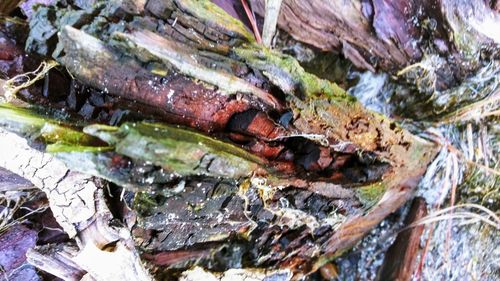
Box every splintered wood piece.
[26,245,86,281]
[376,197,428,281]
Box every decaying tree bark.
[0,0,456,280]
[250,0,500,91]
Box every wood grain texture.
[376,197,428,281]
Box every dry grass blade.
[407,203,500,230]
[438,88,499,125]
[0,189,47,233]
[423,129,500,177]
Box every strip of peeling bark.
[0,166,33,191]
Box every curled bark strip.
[249,0,411,71]
[111,29,282,109]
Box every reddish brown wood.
[376,197,428,281]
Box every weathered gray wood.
[0,128,151,281]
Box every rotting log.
[0,0,443,279]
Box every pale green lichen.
[0,103,97,146]
[234,45,354,103]
[356,182,387,208]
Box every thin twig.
[240,0,262,43]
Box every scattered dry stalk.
[262,0,282,47]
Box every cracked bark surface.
[0,128,151,281]
[0,128,96,237]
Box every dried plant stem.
[407,204,500,230]
[241,0,262,43]
[438,90,500,124]
[262,0,282,47]
[2,60,58,101]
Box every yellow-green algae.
[175,0,255,42]
[0,103,98,146]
